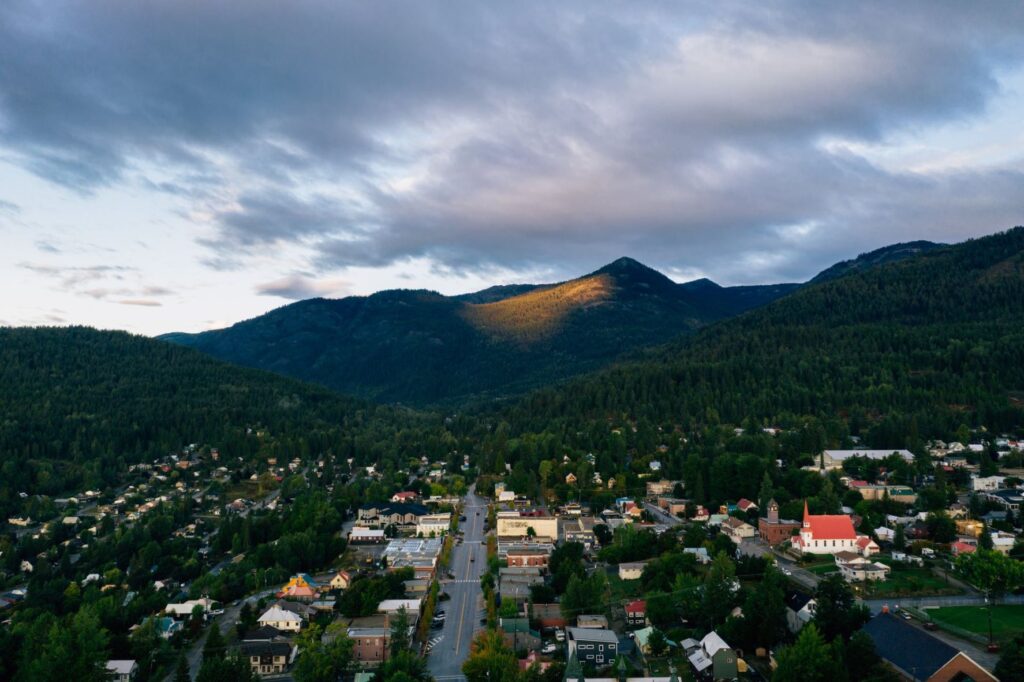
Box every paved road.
[643,502,682,527]
[737,538,822,591]
[427,487,487,682]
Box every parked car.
[460,515,467,522]
[439,591,451,601]
[541,642,558,654]
[554,629,565,642]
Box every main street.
[427,486,488,682]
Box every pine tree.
[175,656,191,682]
[202,624,225,662]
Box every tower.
[767,498,779,524]
[803,499,811,528]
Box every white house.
[258,605,304,632]
[618,561,648,580]
[106,660,138,682]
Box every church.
[791,501,879,556]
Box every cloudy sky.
[2,1,1024,334]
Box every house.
[863,613,997,682]
[982,489,1024,511]
[685,631,738,681]
[992,531,1017,555]
[155,617,183,639]
[736,498,758,513]
[721,516,756,544]
[238,641,292,676]
[500,618,541,652]
[683,547,711,564]
[391,491,420,503]
[105,660,138,682]
[258,606,304,632]
[791,502,878,556]
[565,473,578,485]
[951,540,977,556]
[625,600,647,627]
[348,627,389,665]
[972,475,1006,492]
[834,552,891,582]
[567,627,618,667]
[618,561,648,580]
[330,570,353,590]
[646,480,678,498]
[784,591,816,633]
[165,597,216,618]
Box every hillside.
[809,240,942,284]
[162,258,774,405]
[0,327,445,510]
[500,227,1024,451]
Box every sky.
[2,1,1024,335]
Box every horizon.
[2,2,1024,335]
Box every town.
[3,425,1024,682]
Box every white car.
[541,642,558,654]
[554,630,565,642]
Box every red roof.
[625,600,646,613]
[393,491,418,500]
[803,502,857,540]
[951,541,977,555]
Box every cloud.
[118,299,162,307]
[1,2,1023,283]
[19,261,176,301]
[255,274,351,300]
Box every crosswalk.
[424,634,445,652]
[441,579,478,584]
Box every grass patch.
[863,567,962,597]
[928,605,1024,639]
[806,564,839,576]
[607,574,643,603]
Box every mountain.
[0,326,444,510]
[162,258,723,405]
[500,228,1024,447]
[809,240,943,284]
[162,243,941,406]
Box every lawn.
[607,573,643,603]
[927,605,1024,639]
[863,567,962,597]
[806,563,838,576]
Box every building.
[330,570,353,590]
[791,502,878,556]
[277,574,319,602]
[983,489,1023,511]
[349,527,386,544]
[496,511,558,542]
[348,627,389,665]
[500,618,541,652]
[531,603,567,628]
[155,617,183,639]
[561,516,597,549]
[618,561,648,580]
[415,513,452,538]
[972,475,1006,492]
[105,660,138,682]
[784,591,816,633]
[391,491,420,503]
[382,538,444,578]
[258,606,303,632]
[721,516,756,544]
[992,531,1017,555]
[507,547,550,568]
[863,613,997,682]
[625,600,647,627]
[758,499,801,545]
[849,482,918,504]
[164,597,216,618]
[357,502,429,528]
[239,641,292,676]
[685,631,738,681]
[646,480,679,498]
[567,627,619,667]
[834,552,891,582]
[576,614,608,629]
[377,599,422,621]
[813,449,913,471]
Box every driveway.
[426,486,487,682]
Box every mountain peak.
[595,256,654,274]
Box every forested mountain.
[0,327,453,509]
[809,240,942,284]
[496,227,1024,455]
[167,246,937,406]
[162,257,792,406]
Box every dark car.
[439,591,451,601]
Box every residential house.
[834,552,891,582]
[567,627,618,667]
[683,547,711,565]
[618,561,648,580]
[791,502,878,556]
[155,617,183,639]
[721,516,756,544]
[646,480,678,498]
[348,627,389,665]
[784,591,816,633]
[951,540,978,556]
[992,531,1017,555]
[165,597,215,619]
[863,613,997,682]
[625,600,647,627]
[105,660,138,682]
[685,631,739,681]
[239,641,292,676]
[258,606,303,632]
[972,475,1006,492]
[565,473,577,485]
[391,491,420,503]
[330,570,353,590]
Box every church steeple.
[803,499,810,528]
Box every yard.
[861,566,962,598]
[927,605,1024,640]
